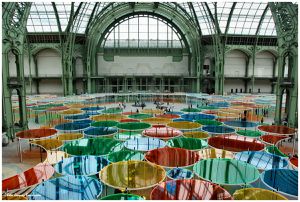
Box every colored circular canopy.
[84,127,117,138]
[237,129,262,137]
[234,151,288,170]
[54,156,109,176]
[91,114,126,121]
[150,179,232,200]
[91,121,118,127]
[60,109,83,115]
[208,134,265,152]
[142,125,183,140]
[114,130,143,141]
[233,188,288,200]
[117,122,151,131]
[258,125,296,135]
[16,128,57,139]
[202,125,235,134]
[195,119,222,126]
[265,145,288,157]
[128,113,153,119]
[142,117,171,125]
[224,120,258,128]
[166,168,193,180]
[29,175,102,200]
[167,121,201,130]
[183,131,209,139]
[100,193,144,200]
[64,114,89,120]
[124,137,166,152]
[30,139,63,150]
[63,138,122,156]
[57,133,83,141]
[260,134,288,145]
[55,122,90,132]
[193,158,260,185]
[99,160,166,190]
[167,137,208,151]
[197,148,234,159]
[108,150,144,162]
[181,113,216,121]
[261,169,298,197]
[145,147,200,168]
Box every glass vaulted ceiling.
[26,2,277,36]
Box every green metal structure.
[2,2,298,140]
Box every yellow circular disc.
[233,188,288,200]
[99,160,166,190]
[197,148,234,159]
[143,117,171,125]
[91,114,126,121]
[141,109,163,114]
[167,121,201,130]
[30,139,63,150]
[183,131,209,139]
[60,108,83,115]
[2,195,27,200]
[57,133,84,141]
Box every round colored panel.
[30,139,63,150]
[108,150,144,162]
[63,138,122,156]
[208,134,265,152]
[167,121,201,130]
[28,175,102,200]
[84,127,117,138]
[235,151,288,170]
[57,133,83,141]
[99,160,166,190]
[261,169,298,197]
[91,114,126,121]
[16,128,57,139]
[2,196,27,200]
[202,125,235,134]
[142,126,182,140]
[150,179,232,200]
[167,137,208,151]
[124,137,166,152]
[91,121,118,127]
[60,109,83,115]
[260,134,288,145]
[197,148,234,159]
[117,122,151,131]
[258,125,296,135]
[81,106,104,111]
[193,158,260,185]
[145,147,200,168]
[224,120,258,128]
[114,131,143,141]
[181,113,216,121]
[195,119,222,126]
[141,109,162,114]
[237,129,262,137]
[128,113,153,120]
[156,114,180,119]
[183,131,209,139]
[233,188,288,200]
[142,117,171,125]
[180,108,201,112]
[119,118,140,123]
[64,114,89,120]
[55,122,90,132]
[102,107,122,114]
[54,156,109,176]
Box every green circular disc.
[197,106,218,110]
[91,121,118,127]
[116,122,151,131]
[193,158,260,185]
[114,130,143,141]
[181,108,201,113]
[100,193,144,200]
[195,119,222,126]
[108,150,144,162]
[63,138,122,156]
[237,130,262,137]
[102,107,122,114]
[265,145,288,157]
[167,137,208,151]
[128,113,153,120]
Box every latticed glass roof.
[26,2,277,36]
